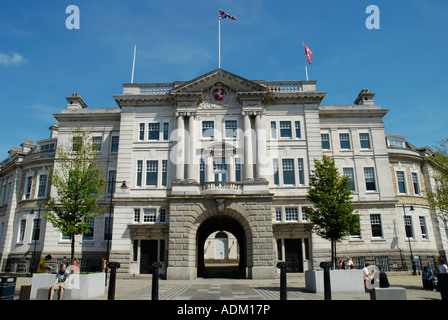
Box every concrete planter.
[305,269,365,293]
[30,273,106,300]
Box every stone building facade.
[0,69,446,278]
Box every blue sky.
[1,0,447,158]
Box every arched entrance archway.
[197,215,247,278]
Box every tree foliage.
[44,127,106,262]
[304,155,360,267]
[427,138,448,219]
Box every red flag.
[304,44,313,64]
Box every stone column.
[186,114,196,182]
[175,114,185,181]
[206,153,214,182]
[255,112,267,179]
[227,154,235,182]
[243,112,254,181]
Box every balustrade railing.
[265,81,302,93]
[200,181,242,192]
[139,83,173,94]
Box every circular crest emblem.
[210,84,228,104]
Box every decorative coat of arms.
[200,83,239,109]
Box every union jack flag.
[219,9,236,20]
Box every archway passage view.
[197,215,246,279]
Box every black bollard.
[320,262,332,300]
[107,262,120,300]
[151,262,162,300]
[276,262,288,300]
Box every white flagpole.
[131,44,136,84]
[218,18,221,68]
[303,42,309,81]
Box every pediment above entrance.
[170,68,267,94]
[171,69,268,110]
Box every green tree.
[427,138,448,219]
[304,155,360,269]
[44,127,106,264]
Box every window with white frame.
[37,175,48,198]
[24,176,33,200]
[139,123,145,141]
[82,218,95,241]
[107,170,116,195]
[321,133,330,150]
[343,168,356,192]
[134,208,141,223]
[282,159,295,185]
[404,215,414,238]
[295,121,301,139]
[364,167,377,191]
[285,207,299,221]
[163,122,170,141]
[301,207,309,222]
[419,216,428,239]
[159,208,167,223]
[161,160,168,187]
[235,158,242,182]
[199,158,206,183]
[297,158,305,185]
[339,133,351,150]
[275,207,282,222]
[146,160,158,186]
[202,121,215,139]
[271,121,277,139]
[104,216,112,241]
[148,123,160,140]
[136,160,143,187]
[111,135,119,153]
[411,172,421,195]
[370,214,383,237]
[18,219,26,243]
[32,218,41,241]
[396,170,407,194]
[92,136,102,152]
[279,121,292,138]
[273,159,279,185]
[359,133,371,149]
[143,209,157,223]
[225,120,238,139]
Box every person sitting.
[49,263,70,300]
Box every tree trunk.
[70,234,75,264]
[330,240,334,269]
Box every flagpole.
[218,18,221,68]
[131,44,136,84]
[303,42,309,81]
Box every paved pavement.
[12,271,442,301]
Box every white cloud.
[0,52,25,66]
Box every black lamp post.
[402,204,416,275]
[29,206,41,275]
[105,179,128,263]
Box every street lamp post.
[105,179,128,263]
[402,204,416,275]
[29,207,42,275]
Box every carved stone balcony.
[170,179,270,197]
[200,181,242,195]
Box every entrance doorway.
[197,215,246,279]
[284,239,303,272]
[139,240,165,274]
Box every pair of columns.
[174,113,196,181]
[243,111,267,181]
[174,110,267,183]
